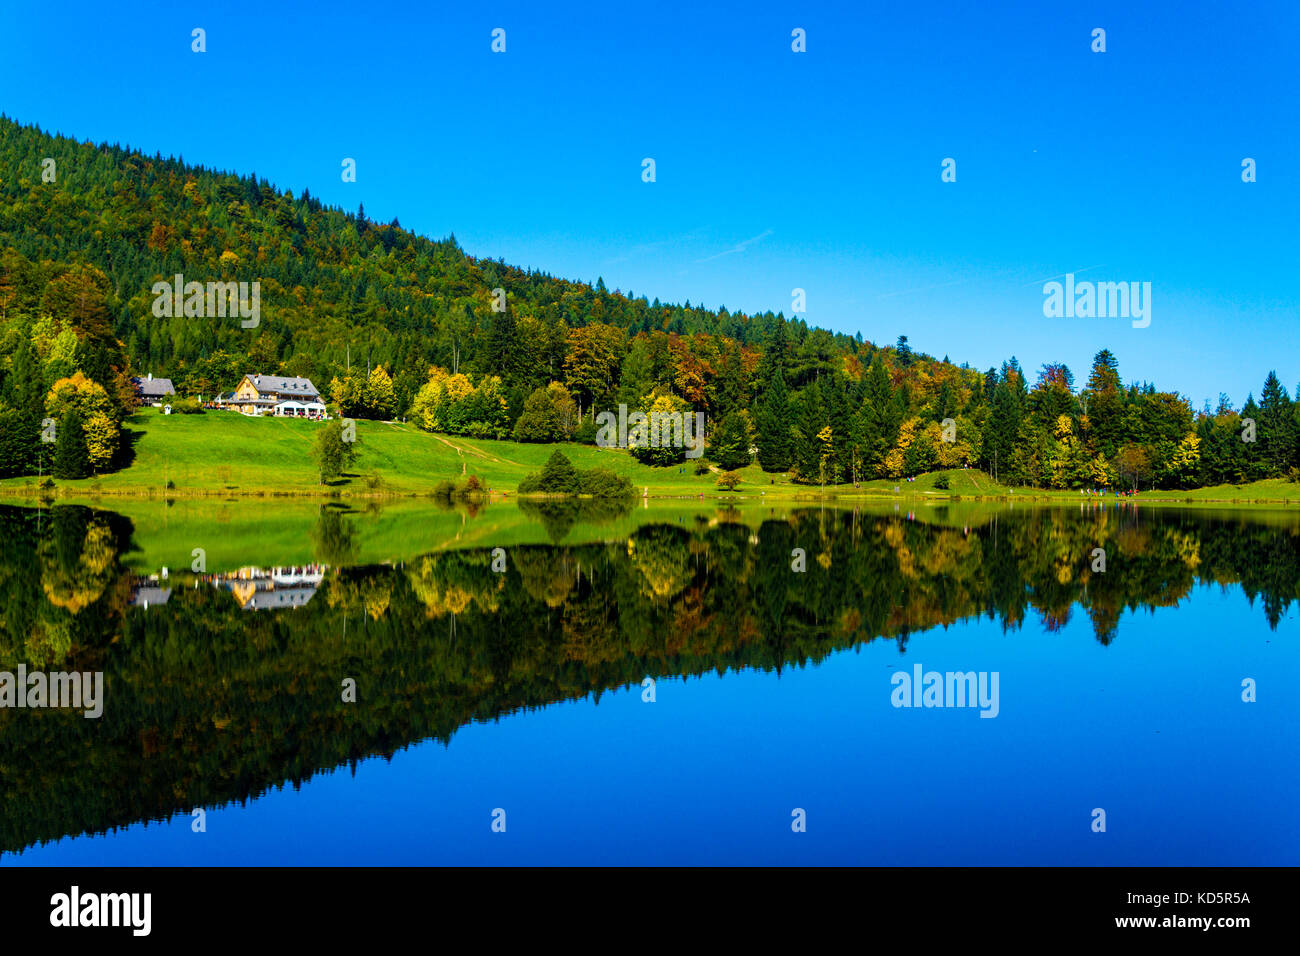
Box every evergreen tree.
[484,307,518,379]
[709,412,751,471]
[51,409,89,479]
[982,383,1020,483]
[823,374,852,478]
[856,355,900,478]
[756,368,791,471]
[790,381,825,483]
[1258,371,1294,477]
[534,450,580,493]
[896,335,914,368]
[1241,394,1266,480]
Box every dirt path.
[426,431,515,465]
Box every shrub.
[520,451,633,498]
[578,468,634,498]
[933,473,951,490]
[694,461,712,475]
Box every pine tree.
[485,307,518,378]
[791,381,825,482]
[1241,394,1266,480]
[758,318,789,382]
[823,374,852,478]
[1258,371,1294,477]
[896,335,914,368]
[982,383,1020,483]
[710,411,751,471]
[756,368,791,471]
[536,450,579,493]
[856,355,899,477]
[52,408,89,479]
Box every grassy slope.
[0,410,1297,505]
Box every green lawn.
[1,410,1297,506]
[0,411,809,499]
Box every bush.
[933,473,951,490]
[520,451,633,498]
[578,468,634,498]
[694,461,712,475]
[432,479,456,499]
[169,397,205,414]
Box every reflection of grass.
[1,412,1297,505]
[9,494,1299,577]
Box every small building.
[132,373,176,407]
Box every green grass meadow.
[1,410,1298,508]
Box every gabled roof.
[132,377,175,397]
[244,374,319,397]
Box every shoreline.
[1,484,1296,508]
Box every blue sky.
[1,0,1296,407]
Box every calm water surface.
[1,499,1296,865]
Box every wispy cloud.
[603,229,707,266]
[1022,264,1106,287]
[694,228,774,264]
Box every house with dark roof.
[132,373,175,406]
[220,374,324,417]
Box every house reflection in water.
[217,565,326,611]
[128,577,172,610]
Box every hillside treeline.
[1,116,1297,488]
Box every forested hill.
[1,114,1297,490]
[0,113,831,398]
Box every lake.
[0,497,1296,865]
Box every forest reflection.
[0,500,1296,854]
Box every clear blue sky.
[1,0,1296,408]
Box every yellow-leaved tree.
[45,372,119,472]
